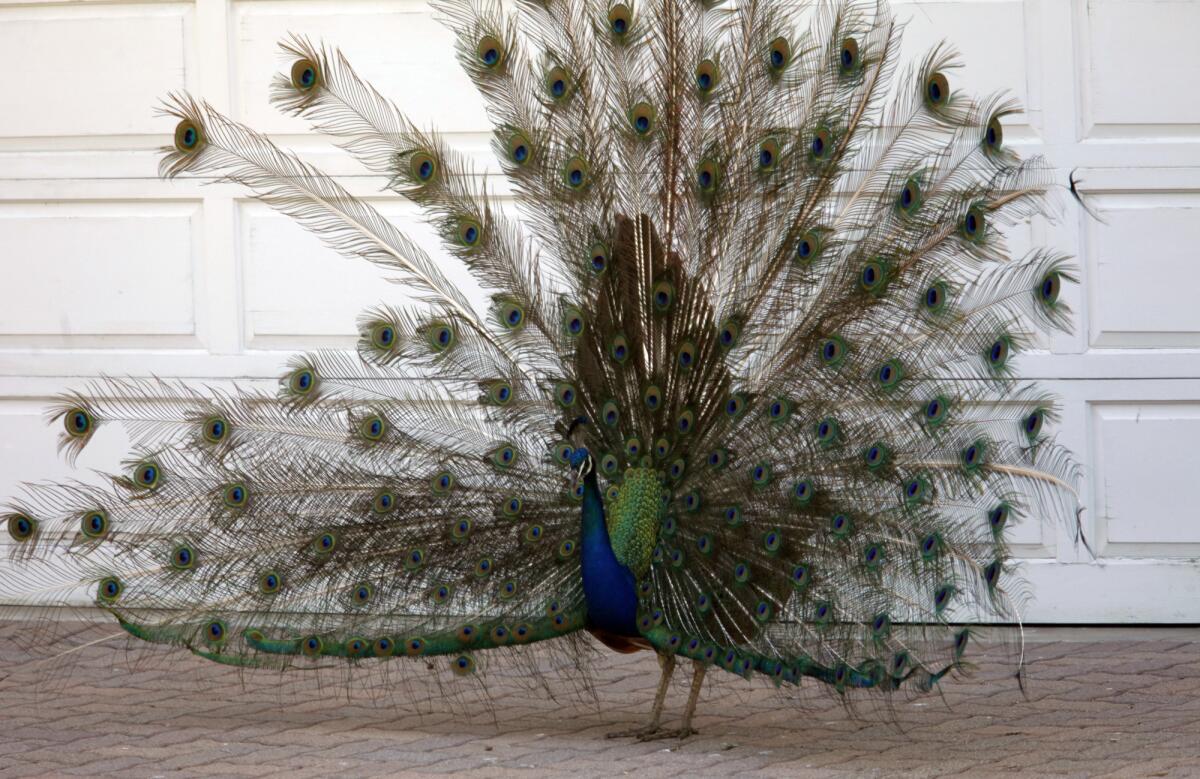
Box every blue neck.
[579,470,639,636]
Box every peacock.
[4,0,1083,739]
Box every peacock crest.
[4,0,1082,737]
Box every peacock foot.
[636,727,696,741]
[605,724,663,739]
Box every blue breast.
[578,471,639,636]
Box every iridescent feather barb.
[5,0,1082,737]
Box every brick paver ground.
[0,620,1197,778]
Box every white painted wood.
[2,0,1199,622]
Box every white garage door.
[2,0,1198,622]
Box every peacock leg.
[637,659,706,741]
[606,652,676,739]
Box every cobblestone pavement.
[0,620,1197,778]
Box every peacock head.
[564,416,592,470]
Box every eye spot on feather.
[767,36,791,72]
[65,407,94,438]
[717,318,741,349]
[652,280,675,312]
[373,490,396,514]
[751,462,772,487]
[499,300,526,330]
[809,128,832,162]
[259,570,281,594]
[374,637,394,656]
[629,102,655,136]
[476,36,505,69]
[816,417,841,447]
[904,477,930,506]
[291,59,319,92]
[794,230,823,266]
[173,120,204,153]
[643,384,663,411]
[758,138,779,171]
[556,382,578,408]
[863,442,890,471]
[205,620,227,645]
[288,367,317,396]
[408,151,438,185]
[961,440,987,472]
[563,157,590,190]
[170,543,196,570]
[1038,272,1062,306]
[562,306,585,337]
[755,601,773,622]
[762,528,782,554]
[432,470,455,494]
[545,66,574,102]
[962,205,987,243]
[696,159,720,196]
[81,509,109,540]
[733,562,751,583]
[608,3,632,37]
[1024,409,1046,439]
[506,131,533,166]
[558,539,577,559]
[707,449,728,469]
[588,242,610,275]
[133,461,162,491]
[839,37,860,74]
[482,381,511,408]
[863,542,884,568]
[502,496,523,517]
[222,482,249,509]
[351,583,374,606]
[695,59,719,94]
[934,584,954,613]
[315,532,337,555]
[97,577,123,603]
[925,71,950,108]
[405,548,426,571]
[676,409,694,436]
[984,561,1002,591]
[989,503,1011,534]
[830,513,852,538]
[922,281,949,315]
[819,335,847,367]
[791,480,815,507]
[898,176,923,216]
[985,115,1005,152]
[922,396,950,428]
[406,637,426,656]
[791,564,811,590]
[724,505,742,527]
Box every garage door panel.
[1085,192,1200,349]
[1080,0,1200,139]
[3,3,192,140]
[1091,401,1200,555]
[0,201,202,346]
